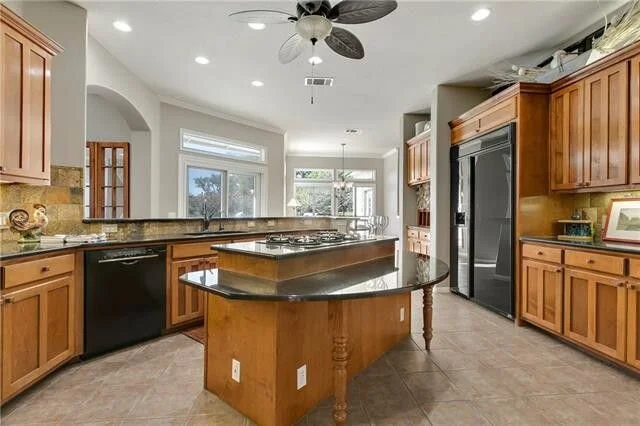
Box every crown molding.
[382,148,398,159]
[159,96,285,135]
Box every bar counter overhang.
[180,236,449,425]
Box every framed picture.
[603,198,640,243]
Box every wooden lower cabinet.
[1,275,75,400]
[627,280,640,369]
[168,257,215,327]
[563,268,627,361]
[521,259,563,333]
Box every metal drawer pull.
[555,268,562,273]
[628,283,636,290]
[97,254,160,264]
[1,297,14,304]
[587,259,595,264]
[618,282,626,288]
[41,266,50,273]
[537,251,544,255]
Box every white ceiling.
[79,1,620,157]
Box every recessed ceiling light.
[251,80,264,87]
[248,22,266,30]
[471,8,491,21]
[194,56,210,65]
[113,20,132,32]
[308,56,323,65]
[345,129,361,135]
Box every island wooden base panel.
[205,292,412,426]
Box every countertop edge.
[520,236,640,255]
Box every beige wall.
[159,103,286,217]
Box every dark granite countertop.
[0,228,336,261]
[213,236,398,259]
[82,216,361,224]
[179,256,449,302]
[520,236,640,255]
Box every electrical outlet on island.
[296,365,307,390]
[232,359,241,383]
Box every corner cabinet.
[0,5,62,184]
[406,131,430,186]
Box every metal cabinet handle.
[587,259,595,264]
[1,297,14,304]
[41,266,50,273]
[628,283,636,290]
[0,166,4,172]
[584,181,591,187]
[555,268,562,273]
[618,282,626,288]
[537,251,544,255]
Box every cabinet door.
[407,145,415,184]
[420,139,429,181]
[564,268,627,360]
[550,82,584,190]
[1,26,51,183]
[2,275,75,400]
[627,281,640,370]
[169,258,207,327]
[583,62,628,188]
[630,55,640,184]
[414,143,422,183]
[521,260,563,333]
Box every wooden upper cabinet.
[521,259,563,333]
[583,62,629,188]
[0,5,62,184]
[449,93,517,145]
[1,274,75,401]
[630,54,640,184]
[550,81,584,190]
[564,268,627,361]
[406,133,429,186]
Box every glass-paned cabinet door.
[86,142,130,218]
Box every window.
[293,168,376,217]
[179,155,265,218]
[85,142,130,218]
[180,129,265,163]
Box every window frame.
[180,128,267,164]
[178,154,267,218]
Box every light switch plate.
[296,365,307,390]
[102,224,118,233]
[400,307,405,322]
[232,359,241,383]
[247,221,256,228]
[267,220,276,227]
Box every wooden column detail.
[330,300,349,425]
[423,285,434,350]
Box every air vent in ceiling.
[305,77,334,87]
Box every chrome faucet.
[200,199,224,232]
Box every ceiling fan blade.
[328,1,398,24]
[297,1,325,15]
[278,33,306,64]
[325,27,364,59]
[229,10,295,24]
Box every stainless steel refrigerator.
[450,124,515,318]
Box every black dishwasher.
[84,245,166,358]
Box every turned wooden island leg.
[330,300,349,425]
[423,285,434,350]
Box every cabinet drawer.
[172,241,229,259]
[630,259,640,279]
[407,229,419,238]
[565,250,625,275]
[522,244,562,263]
[2,254,74,289]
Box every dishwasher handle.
[97,253,161,264]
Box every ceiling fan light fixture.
[308,55,323,65]
[248,22,266,30]
[295,15,333,41]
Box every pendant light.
[333,143,353,190]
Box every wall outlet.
[0,212,9,229]
[400,307,405,322]
[247,221,256,228]
[102,224,118,233]
[267,220,276,227]
[231,359,241,383]
[296,365,307,390]
[304,219,312,225]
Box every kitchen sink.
[184,230,248,236]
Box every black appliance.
[84,245,166,358]
[450,124,515,318]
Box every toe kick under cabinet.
[521,243,640,371]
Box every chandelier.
[333,143,353,190]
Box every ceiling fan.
[229,1,398,63]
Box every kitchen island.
[180,235,449,425]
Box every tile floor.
[1,292,640,425]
